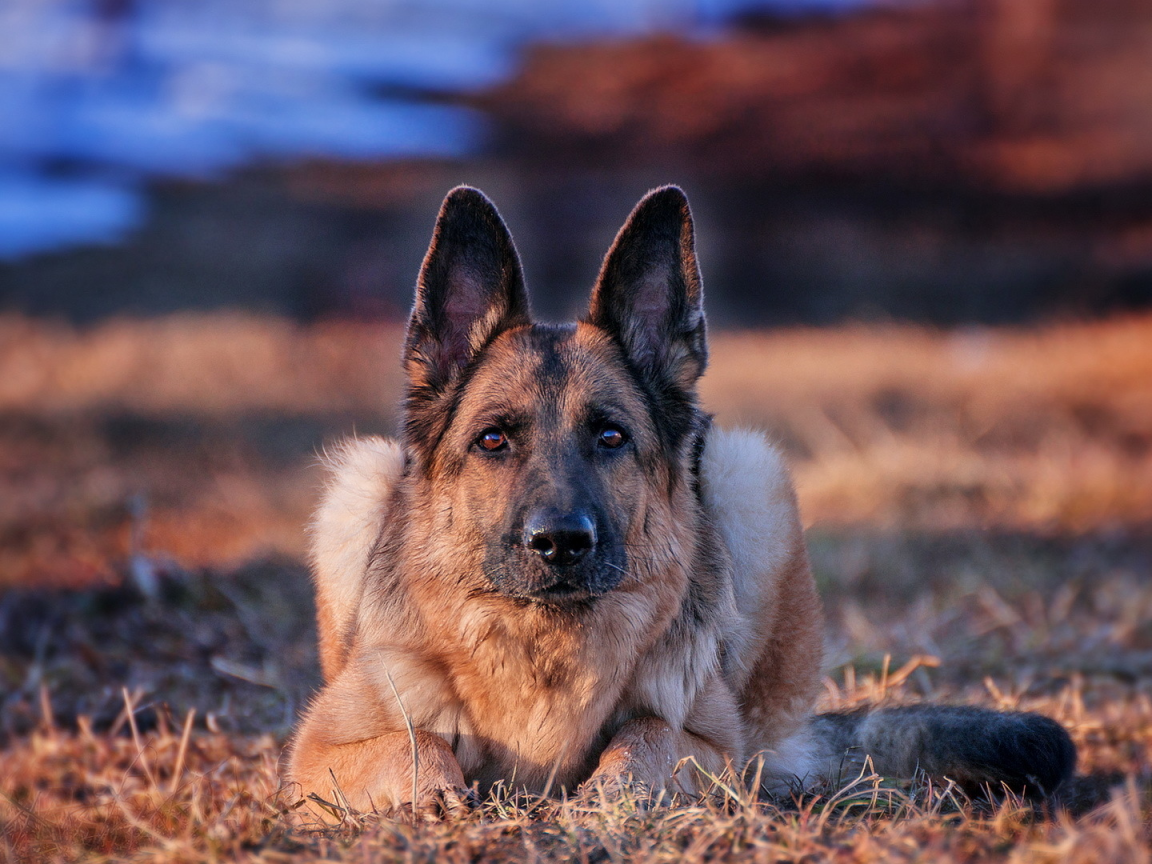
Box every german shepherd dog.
[287,186,1075,816]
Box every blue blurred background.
[2,0,1150,325]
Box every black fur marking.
[403,186,531,466]
[969,710,1077,795]
[585,186,708,470]
[689,411,712,501]
[814,705,1076,797]
[586,186,707,390]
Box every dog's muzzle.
[523,509,596,567]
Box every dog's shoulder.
[311,436,405,681]
[313,436,404,567]
[699,427,809,678]
[700,426,802,586]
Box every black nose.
[524,510,597,566]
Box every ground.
[1,313,1150,862]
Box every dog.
[286,185,1075,816]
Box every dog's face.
[401,187,708,606]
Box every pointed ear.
[587,186,707,394]
[404,186,530,400]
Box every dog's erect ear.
[587,186,706,394]
[404,186,530,399]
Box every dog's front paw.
[575,716,684,808]
[386,785,480,822]
[574,770,662,810]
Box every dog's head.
[401,186,708,606]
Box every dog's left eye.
[476,429,509,452]
[597,426,627,449]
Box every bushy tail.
[811,705,1076,796]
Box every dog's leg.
[310,436,405,683]
[287,657,473,818]
[582,717,731,800]
[290,724,474,819]
[583,676,742,800]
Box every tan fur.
[289,422,824,811]
[309,436,405,681]
[700,429,825,787]
[287,185,1074,815]
[286,185,826,815]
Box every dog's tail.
[310,436,405,682]
[809,705,1076,797]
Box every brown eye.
[598,426,627,449]
[477,428,508,452]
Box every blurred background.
[3,3,1152,846]
[3,0,1152,324]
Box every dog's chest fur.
[288,187,835,813]
[362,504,728,792]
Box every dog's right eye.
[476,428,509,452]
[597,426,627,449]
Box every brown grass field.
[1,312,1151,862]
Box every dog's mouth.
[530,570,619,603]
[482,547,627,606]
[530,580,598,605]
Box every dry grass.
[706,320,1152,532]
[3,720,1148,864]
[1,312,1151,862]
